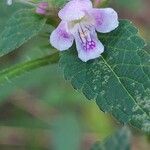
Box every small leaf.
[59,20,150,132]
[91,127,131,150]
[0,9,46,57]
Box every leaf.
[59,20,150,132]
[0,52,59,85]
[90,127,131,150]
[0,0,28,32]
[0,9,46,57]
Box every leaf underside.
[59,20,150,133]
[91,127,131,150]
[0,9,46,57]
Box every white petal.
[91,8,119,33]
[75,28,104,62]
[58,0,93,21]
[50,22,74,51]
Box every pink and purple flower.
[50,0,119,62]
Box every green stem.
[0,52,59,84]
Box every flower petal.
[74,28,104,62]
[91,8,119,33]
[58,0,93,21]
[50,22,74,51]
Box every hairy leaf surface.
[91,127,131,150]
[0,9,46,57]
[59,20,150,132]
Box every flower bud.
[36,2,49,15]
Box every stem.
[0,52,59,85]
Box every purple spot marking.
[83,40,96,51]
[59,30,70,39]
[94,12,104,26]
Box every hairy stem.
[0,52,59,84]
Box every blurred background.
[0,0,149,149]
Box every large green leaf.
[0,9,46,57]
[91,127,131,150]
[0,0,28,32]
[59,20,150,132]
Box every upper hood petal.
[58,0,93,21]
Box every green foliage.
[0,0,149,149]
[0,1,23,31]
[59,20,150,132]
[91,127,131,150]
[0,9,46,57]
[0,52,59,85]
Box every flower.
[50,0,119,62]
[36,2,49,15]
